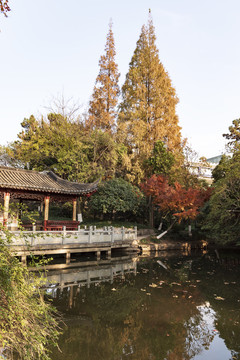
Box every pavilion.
[0,166,98,230]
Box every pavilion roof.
[0,166,99,195]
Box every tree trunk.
[156,219,176,239]
[148,195,154,228]
[158,221,163,231]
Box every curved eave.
[0,183,99,195]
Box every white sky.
[1,0,239,158]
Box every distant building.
[188,155,222,183]
[206,155,222,165]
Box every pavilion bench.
[45,220,80,231]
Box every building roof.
[0,166,99,195]
[206,155,222,165]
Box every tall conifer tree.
[118,13,182,182]
[87,21,120,132]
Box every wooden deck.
[5,226,138,264]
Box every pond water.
[46,250,240,360]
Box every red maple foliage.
[141,174,212,223]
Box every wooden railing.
[44,220,80,231]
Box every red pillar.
[44,196,50,231]
[3,192,10,228]
[72,198,77,221]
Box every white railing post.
[100,229,103,242]
[121,226,125,241]
[111,226,114,243]
[63,226,66,244]
[89,226,93,243]
[134,226,137,239]
[78,225,81,232]
[32,224,36,246]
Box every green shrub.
[0,228,60,359]
[88,178,145,221]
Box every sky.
[1,0,240,158]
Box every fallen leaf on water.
[173,295,178,298]
[141,288,146,292]
[215,296,225,301]
[149,283,158,288]
[111,288,117,291]
[146,293,151,296]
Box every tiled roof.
[0,167,99,195]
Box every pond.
[46,250,240,360]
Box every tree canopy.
[9,113,119,182]
[0,0,10,17]
[88,178,144,220]
[203,151,240,245]
[87,21,120,133]
[223,118,240,151]
[141,174,211,224]
[118,14,182,183]
[145,140,175,177]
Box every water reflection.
[47,251,240,360]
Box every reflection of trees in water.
[48,253,240,360]
[190,251,240,358]
[214,305,240,356]
[184,303,215,358]
[50,270,204,359]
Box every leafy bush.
[203,151,240,245]
[0,228,60,359]
[88,178,145,221]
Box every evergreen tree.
[87,21,120,132]
[146,140,175,177]
[118,13,182,182]
[223,118,240,152]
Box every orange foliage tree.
[87,21,120,133]
[118,14,182,184]
[0,0,10,16]
[141,175,211,233]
